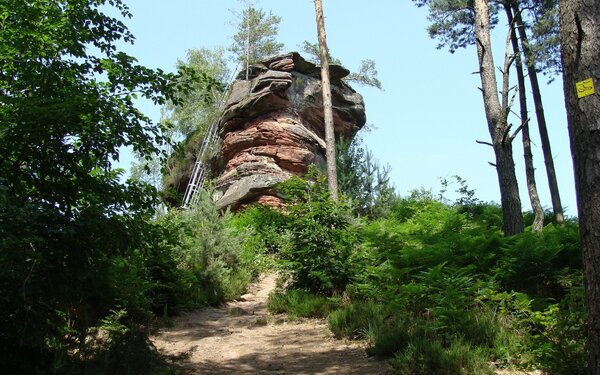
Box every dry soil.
[151,274,392,374]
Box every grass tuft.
[267,289,341,319]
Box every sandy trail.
[151,274,392,374]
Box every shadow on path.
[151,274,392,374]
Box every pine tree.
[414,0,524,235]
[230,0,284,80]
[314,0,339,201]
[559,0,600,371]
[504,2,545,231]
[511,0,565,225]
[473,0,524,235]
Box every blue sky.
[115,0,577,216]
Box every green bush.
[328,302,412,357]
[392,337,494,375]
[228,204,285,271]
[275,169,359,295]
[492,224,581,298]
[528,273,586,375]
[228,178,583,374]
[154,187,259,308]
[328,301,386,339]
[267,289,341,319]
[368,320,412,358]
[338,192,583,372]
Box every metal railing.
[182,63,241,208]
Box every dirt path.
[151,274,392,374]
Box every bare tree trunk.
[314,0,339,201]
[245,3,251,80]
[512,1,565,224]
[505,2,544,231]
[474,0,524,235]
[559,0,600,372]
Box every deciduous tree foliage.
[0,0,183,369]
[133,48,228,193]
[559,0,600,372]
[162,48,229,141]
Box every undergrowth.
[255,174,584,375]
[267,289,342,319]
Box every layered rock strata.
[213,52,366,210]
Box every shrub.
[328,301,386,340]
[228,204,285,271]
[267,289,341,319]
[528,273,586,375]
[275,169,359,295]
[327,302,415,358]
[492,224,581,298]
[237,175,583,374]
[155,186,262,308]
[392,337,494,375]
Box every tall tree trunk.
[474,0,524,235]
[559,0,600,372]
[245,3,251,80]
[314,0,339,201]
[512,1,565,224]
[505,2,545,231]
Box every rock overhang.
[213,52,366,210]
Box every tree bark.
[559,0,600,372]
[505,3,544,231]
[512,1,565,224]
[314,0,339,201]
[474,0,524,235]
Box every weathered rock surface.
[214,52,366,210]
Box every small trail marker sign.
[576,77,595,98]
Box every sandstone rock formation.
[213,52,366,210]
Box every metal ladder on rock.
[181,119,219,208]
[182,64,240,208]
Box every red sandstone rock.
[213,52,366,210]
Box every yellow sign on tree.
[576,78,596,98]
